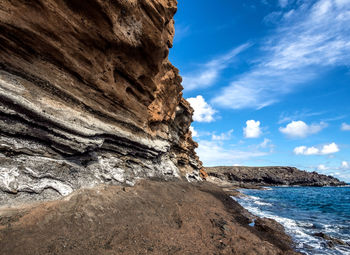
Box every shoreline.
[233,185,350,255]
[0,180,300,255]
[205,166,347,188]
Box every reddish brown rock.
[199,168,209,180]
[0,0,201,206]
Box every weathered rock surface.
[206,166,346,187]
[0,0,201,206]
[0,180,299,255]
[313,232,350,249]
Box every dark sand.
[0,180,299,255]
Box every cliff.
[205,166,346,187]
[0,0,202,206]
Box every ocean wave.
[254,200,272,206]
[297,221,314,228]
[232,194,350,255]
[247,195,260,200]
[262,187,273,190]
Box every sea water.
[233,186,350,255]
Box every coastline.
[0,0,348,254]
[0,180,300,255]
[232,185,350,255]
[205,166,347,187]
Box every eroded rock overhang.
[0,0,202,205]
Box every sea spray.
[233,186,350,255]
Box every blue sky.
[169,0,350,182]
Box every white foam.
[233,190,350,255]
[323,224,341,233]
[254,200,272,206]
[263,187,273,190]
[233,196,324,254]
[297,221,314,228]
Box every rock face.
[0,0,201,206]
[205,166,346,187]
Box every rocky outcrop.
[0,0,202,206]
[313,232,350,249]
[205,166,346,187]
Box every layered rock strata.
[205,166,346,187]
[0,0,201,206]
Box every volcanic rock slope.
[0,0,202,206]
[0,181,299,255]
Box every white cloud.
[321,142,340,154]
[263,11,283,25]
[279,120,327,138]
[294,146,320,155]
[294,146,307,155]
[321,115,347,122]
[189,126,198,137]
[212,0,350,109]
[306,147,320,155]
[187,95,216,122]
[174,24,190,43]
[259,138,271,148]
[316,160,350,182]
[294,142,340,155]
[341,161,349,169]
[244,120,262,138]
[316,160,350,172]
[195,140,268,166]
[317,164,329,170]
[328,171,350,182]
[182,43,251,91]
[212,129,234,141]
[279,0,289,8]
[341,123,350,131]
[278,110,326,124]
[257,138,275,152]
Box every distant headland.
[205,166,346,188]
